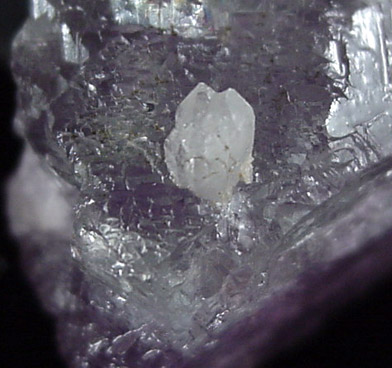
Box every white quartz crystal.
[164,83,256,203]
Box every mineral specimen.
[7,0,392,367]
[164,82,255,203]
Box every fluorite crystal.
[7,0,392,367]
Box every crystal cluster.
[7,0,392,367]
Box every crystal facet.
[7,0,392,367]
[164,82,255,203]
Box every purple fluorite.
[7,0,392,367]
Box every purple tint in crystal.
[7,0,392,367]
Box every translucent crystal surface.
[8,0,392,367]
[326,1,392,144]
[164,82,255,202]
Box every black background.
[0,1,392,367]
[0,2,66,367]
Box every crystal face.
[164,82,255,202]
[326,1,392,142]
[7,0,392,367]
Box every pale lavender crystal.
[7,0,392,367]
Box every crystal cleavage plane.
[7,0,392,367]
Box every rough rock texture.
[7,0,392,367]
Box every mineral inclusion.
[7,0,392,367]
[164,82,255,203]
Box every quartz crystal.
[7,0,392,367]
[164,82,255,203]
